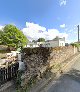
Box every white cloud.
[59,0,67,6]
[58,33,68,38]
[60,24,66,28]
[0,25,4,30]
[22,22,68,41]
[26,22,46,32]
[65,39,74,43]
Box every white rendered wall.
[42,41,59,47]
[59,40,65,46]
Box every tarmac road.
[41,56,80,92]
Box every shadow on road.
[65,69,80,83]
[47,69,80,92]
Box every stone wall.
[22,45,78,84]
[49,45,77,67]
[22,48,50,80]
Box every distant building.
[26,36,65,48]
[26,42,39,48]
[42,36,65,47]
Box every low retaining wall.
[22,45,78,85]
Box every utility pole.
[78,25,79,42]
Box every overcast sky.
[0,0,80,43]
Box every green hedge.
[71,43,80,47]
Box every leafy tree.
[32,40,36,43]
[37,38,45,42]
[0,30,3,44]
[0,24,28,49]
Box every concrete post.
[17,53,25,71]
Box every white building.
[42,37,65,47]
[27,42,39,48]
[26,37,65,48]
[26,42,45,48]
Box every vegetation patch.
[14,71,38,92]
[71,43,80,47]
[0,24,28,49]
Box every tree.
[0,30,3,44]
[37,38,45,42]
[32,40,36,43]
[0,24,28,49]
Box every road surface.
[41,56,80,92]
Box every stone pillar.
[17,53,21,61]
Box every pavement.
[40,54,80,92]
